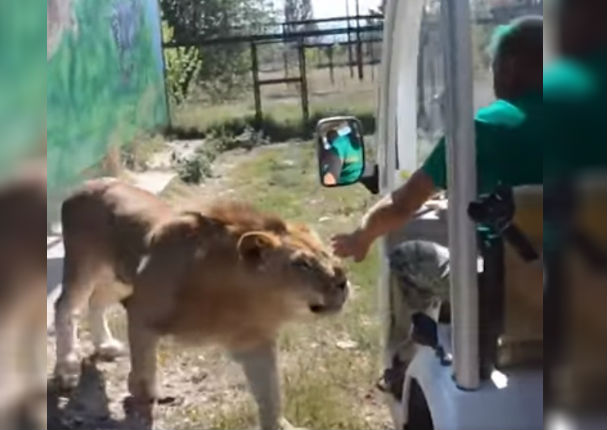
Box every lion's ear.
[237,231,280,264]
[148,212,211,248]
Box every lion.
[54,178,349,430]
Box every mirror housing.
[315,116,379,194]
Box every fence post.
[156,7,172,129]
[369,40,375,81]
[282,23,289,78]
[327,45,335,85]
[251,42,262,128]
[356,5,364,80]
[298,42,310,133]
[346,1,354,78]
[356,34,364,80]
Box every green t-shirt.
[330,134,364,184]
[543,52,607,183]
[421,93,543,196]
[543,51,606,253]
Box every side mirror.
[316,116,366,188]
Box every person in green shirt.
[329,16,544,382]
[542,0,606,254]
[322,128,364,186]
[542,0,605,255]
[542,0,605,410]
[333,16,543,262]
[543,0,606,183]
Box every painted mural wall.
[47,0,168,188]
[0,0,45,176]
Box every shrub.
[177,154,213,184]
[163,21,202,105]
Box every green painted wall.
[0,0,45,176]
[47,0,168,189]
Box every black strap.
[468,186,539,262]
[572,230,607,274]
[503,224,539,262]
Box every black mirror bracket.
[360,164,380,195]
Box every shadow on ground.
[48,358,151,430]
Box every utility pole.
[346,0,354,78]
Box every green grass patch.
[169,64,378,143]
[178,402,257,430]
[168,107,376,143]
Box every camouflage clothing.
[387,240,451,364]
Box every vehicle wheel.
[403,379,433,430]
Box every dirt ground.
[47,141,392,430]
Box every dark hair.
[492,16,543,98]
[326,129,339,143]
[493,16,543,69]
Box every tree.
[284,0,314,33]
[160,0,277,100]
[162,0,276,41]
[371,0,386,15]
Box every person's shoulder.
[475,99,525,128]
[332,135,347,149]
[544,56,597,102]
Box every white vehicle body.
[374,0,543,428]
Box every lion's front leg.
[125,312,159,428]
[233,342,293,430]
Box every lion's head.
[149,202,349,317]
[236,223,349,315]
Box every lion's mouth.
[309,303,342,315]
[309,304,327,314]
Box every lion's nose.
[333,265,345,278]
[332,265,348,290]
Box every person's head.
[556,0,605,58]
[326,129,339,144]
[491,16,543,100]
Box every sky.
[273,0,383,19]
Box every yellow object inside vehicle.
[558,175,607,409]
[499,186,543,367]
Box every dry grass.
[171,66,378,135]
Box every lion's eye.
[293,259,314,271]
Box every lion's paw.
[53,353,81,391]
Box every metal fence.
[162,1,542,140]
[163,15,384,137]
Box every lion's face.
[149,208,350,316]
[237,224,349,315]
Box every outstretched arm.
[332,168,437,262]
[322,149,343,186]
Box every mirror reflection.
[317,119,365,187]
